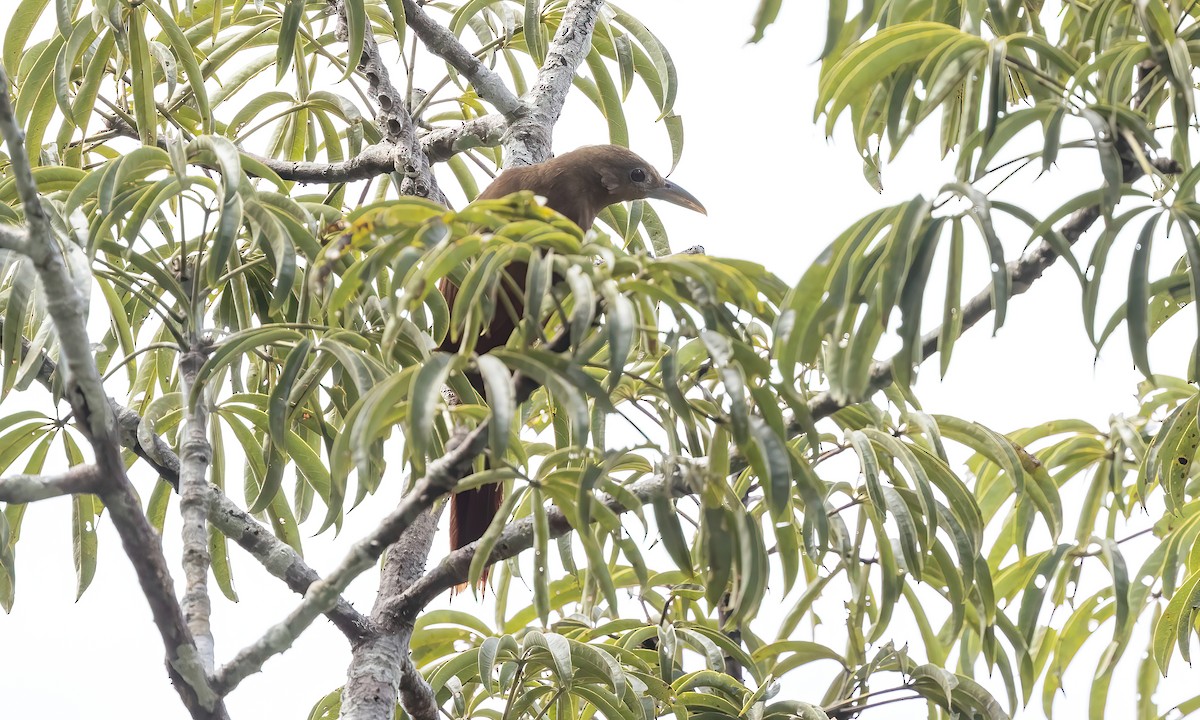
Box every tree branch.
[333,0,445,203]
[239,112,507,182]
[209,422,490,695]
[421,114,507,164]
[378,466,691,628]
[0,223,27,252]
[502,0,605,166]
[805,153,1180,421]
[0,319,375,644]
[205,485,375,642]
[401,0,522,118]
[0,66,224,719]
[0,465,100,502]
[341,506,444,720]
[179,346,216,672]
[245,143,400,184]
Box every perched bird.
[439,144,707,567]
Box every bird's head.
[567,145,707,216]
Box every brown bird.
[439,144,707,570]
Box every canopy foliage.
[3,2,1200,720]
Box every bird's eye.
[630,168,647,183]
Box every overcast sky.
[1,2,1192,718]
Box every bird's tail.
[449,481,504,593]
[437,271,513,595]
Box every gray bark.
[179,347,216,672]
[0,465,100,503]
[0,67,226,719]
[501,0,606,167]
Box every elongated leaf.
[408,352,455,475]
[127,7,158,148]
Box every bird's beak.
[648,181,707,215]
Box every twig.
[827,693,921,718]
[823,684,914,712]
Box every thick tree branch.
[0,465,100,502]
[502,0,605,166]
[0,68,224,719]
[333,0,445,203]
[401,0,522,118]
[104,113,405,185]
[210,422,489,695]
[242,112,506,181]
[111,112,503,183]
[179,347,216,672]
[341,507,444,720]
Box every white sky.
[1,2,1194,718]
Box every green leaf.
[908,663,1008,720]
[531,486,550,625]
[524,0,546,66]
[383,0,406,48]
[524,630,573,683]
[939,219,963,377]
[818,23,984,134]
[609,4,677,117]
[342,0,366,80]
[127,6,158,148]
[653,494,692,573]
[466,485,525,593]
[749,0,782,43]
[600,281,634,393]
[4,0,51,84]
[1175,212,1200,383]
[64,434,99,600]
[267,340,311,454]
[143,1,211,134]
[1154,565,1200,674]
[475,354,514,461]
[275,0,304,83]
[663,113,684,173]
[408,352,455,475]
[1127,214,1160,378]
